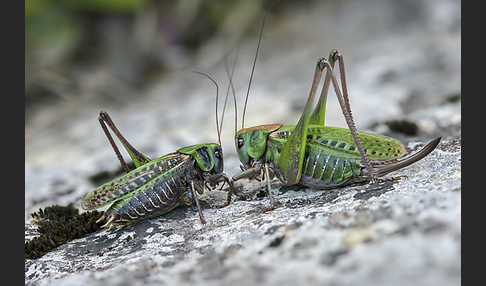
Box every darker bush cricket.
[82,73,241,229]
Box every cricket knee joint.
[329,49,342,60]
[317,57,329,71]
[99,111,111,121]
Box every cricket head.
[178,143,224,174]
[190,70,227,176]
[235,124,282,170]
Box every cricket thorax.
[236,124,283,135]
[178,143,223,174]
[235,125,283,168]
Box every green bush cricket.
[81,73,240,230]
[231,18,441,210]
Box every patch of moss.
[25,204,103,260]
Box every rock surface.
[25,0,461,285]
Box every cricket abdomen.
[104,154,195,226]
[266,125,415,189]
[299,144,366,189]
[82,153,188,210]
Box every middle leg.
[191,181,206,224]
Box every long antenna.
[241,13,266,129]
[193,71,221,146]
[230,70,238,137]
[222,51,239,137]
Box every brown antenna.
[241,13,266,129]
[193,71,221,146]
[222,52,239,137]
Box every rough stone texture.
[25,0,461,285]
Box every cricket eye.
[214,149,222,158]
[237,137,244,149]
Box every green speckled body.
[232,50,440,209]
[264,125,407,188]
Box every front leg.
[232,165,277,211]
[191,181,206,225]
[263,164,276,211]
[207,173,248,209]
[232,166,262,181]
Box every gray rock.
[25,137,461,286]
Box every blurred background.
[25,0,460,215]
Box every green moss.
[25,204,103,260]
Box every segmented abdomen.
[82,153,187,210]
[105,156,194,225]
[299,144,366,189]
